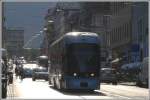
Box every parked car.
[32,67,48,81]
[136,57,148,87]
[100,68,117,85]
[23,67,33,78]
[120,62,142,82]
[121,62,141,73]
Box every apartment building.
[6,28,24,57]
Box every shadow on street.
[49,85,106,96]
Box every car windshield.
[101,68,115,74]
[24,68,32,72]
[35,68,47,72]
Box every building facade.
[43,2,148,68]
[2,4,7,48]
[45,2,81,42]
[5,28,24,58]
[132,2,148,62]
[79,2,111,67]
[43,2,81,56]
[109,2,133,65]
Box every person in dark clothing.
[15,66,19,78]
[18,66,24,80]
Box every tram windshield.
[67,43,100,75]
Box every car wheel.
[48,79,52,85]
[32,77,36,81]
[136,80,143,87]
[112,81,117,85]
[146,79,148,88]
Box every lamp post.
[42,27,48,55]
[48,20,54,23]
[46,20,54,40]
[102,15,112,63]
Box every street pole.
[103,15,112,66]
[43,28,48,55]
[44,20,54,56]
[0,1,2,98]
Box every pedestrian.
[15,60,19,68]
[19,66,24,81]
[15,66,19,78]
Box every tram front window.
[67,43,100,76]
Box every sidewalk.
[6,64,18,100]
[7,75,16,100]
[7,83,15,99]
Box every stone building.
[43,2,148,68]
[79,2,111,67]
[108,2,133,63]
[43,2,81,55]
[132,2,148,62]
[5,28,24,58]
[44,2,81,43]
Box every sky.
[4,2,56,48]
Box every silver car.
[100,68,117,85]
[32,67,48,81]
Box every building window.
[138,19,143,41]
[112,29,114,43]
[114,28,117,43]
[116,27,118,42]
[117,27,119,42]
[119,26,121,41]
[115,28,117,42]
[113,29,115,43]
[122,24,124,40]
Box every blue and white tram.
[49,32,101,90]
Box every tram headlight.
[73,73,77,76]
[90,73,95,77]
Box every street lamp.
[48,20,54,23]
[43,27,47,31]
[42,27,50,55]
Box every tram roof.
[66,32,99,37]
[50,32,100,47]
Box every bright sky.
[4,2,56,46]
